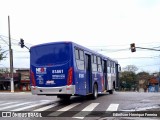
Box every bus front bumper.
[31,85,75,95]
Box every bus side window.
[97,57,102,72]
[75,49,79,59]
[91,55,94,63]
[92,55,97,71]
[112,62,114,73]
[107,60,111,73]
[110,61,113,73]
[102,60,104,72]
[94,55,97,63]
[75,48,85,70]
[113,63,116,73]
[79,50,84,60]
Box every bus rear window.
[31,43,71,65]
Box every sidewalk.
[0,90,31,93]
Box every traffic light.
[20,39,24,48]
[130,43,136,52]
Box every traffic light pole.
[136,47,160,51]
[130,43,160,52]
[22,44,30,51]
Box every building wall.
[0,73,20,91]
[16,69,30,91]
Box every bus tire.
[109,90,113,94]
[92,84,98,99]
[57,95,71,101]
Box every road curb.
[0,91,31,94]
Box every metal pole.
[136,47,160,51]
[8,16,14,92]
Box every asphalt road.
[0,91,160,120]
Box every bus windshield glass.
[31,43,71,66]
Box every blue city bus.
[30,41,120,100]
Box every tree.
[120,71,137,91]
[137,72,150,80]
[123,65,138,72]
[120,65,138,91]
[0,46,7,62]
[137,71,150,92]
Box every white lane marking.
[0,102,32,110]
[40,100,52,102]
[58,103,81,111]
[0,92,31,94]
[0,102,18,107]
[49,103,80,116]
[121,105,160,111]
[10,101,53,111]
[73,103,99,119]
[34,104,58,111]
[106,104,119,111]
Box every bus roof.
[30,41,72,48]
[30,41,118,64]
[72,42,118,63]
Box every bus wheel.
[92,84,98,99]
[109,90,113,94]
[57,95,71,101]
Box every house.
[16,69,30,91]
[0,73,20,91]
[0,68,30,91]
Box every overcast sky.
[0,0,160,73]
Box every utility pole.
[8,16,14,92]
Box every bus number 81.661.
[52,70,63,74]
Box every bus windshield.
[30,43,71,66]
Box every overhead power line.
[88,42,160,48]
[92,48,129,52]
[14,57,29,59]
[114,56,160,59]
[0,35,9,46]
[13,50,29,53]
[152,46,160,48]
[0,35,33,47]
[137,64,160,67]
[136,47,160,51]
